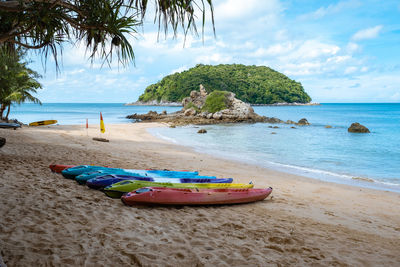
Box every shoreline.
[1,123,399,265]
[148,126,400,194]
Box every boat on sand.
[121,187,273,206]
[104,180,254,198]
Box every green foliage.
[0,48,42,120]
[138,64,312,104]
[202,91,229,113]
[0,1,215,68]
[184,102,200,112]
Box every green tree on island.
[0,47,42,121]
[139,64,312,104]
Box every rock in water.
[348,123,370,133]
[197,129,207,134]
[297,118,310,125]
[0,137,5,148]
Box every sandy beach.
[0,123,399,266]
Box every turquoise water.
[9,103,400,192]
[149,104,400,192]
[9,103,181,125]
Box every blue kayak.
[86,175,234,190]
[61,165,199,179]
[75,170,216,184]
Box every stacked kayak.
[49,164,76,173]
[104,180,254,198]
[75,171,216,185]
[121,187,273,206]
[61,165,200,179]
[50,164,273,206]
[86,174,234,190]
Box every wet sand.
[0,123,399,266]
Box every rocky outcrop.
[127,85,311,126]
[182,84,208,109]
[197,129,207,134]
[296,118,310,126]
[348,123,370,133]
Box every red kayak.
[121,187,273,206]
[49,164,75,173]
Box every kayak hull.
[0,122,21,129]
[104,181,254,198]
[75,171,216,184]
[29,120,57,126]
[121,187,272,206]
[86,175,233,190]
[49,164,75,173]
[62,165,199,179]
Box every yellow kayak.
[104,180,254,198]
[29,120,58,126]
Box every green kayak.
[103,180,254,198]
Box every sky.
[28,0,400,103]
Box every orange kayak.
[121,187,272,206]
[49,164,75,173]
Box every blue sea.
[9,103,400,192]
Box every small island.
[127,85,311,126]
[126,64,313,106]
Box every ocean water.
[8,103,400,192]
[9,103,181,125]
[148,104,400,192]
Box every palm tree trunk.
[5,104,11,121]
[0,104,5,120]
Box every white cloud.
[195,53,232,64]
[300,0,361,20]
[352,25,383,41]
[214,0,281,21]
[344,66,358,74]
[346,42,360,53]
[170,66,189,74]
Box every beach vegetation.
[184,102,200,112]
[0,47,42,121]
[138,64,312,105]
[0,0,215,69]
[202,91,230,113]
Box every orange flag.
[100,112,105,133]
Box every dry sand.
[0,123,399,266]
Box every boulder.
[0,137,5,148]
[325,125,332,128]
[162,110,167,115]
[183,84,208,109]
[199,112,209,118]
[271,132,277,134]
[199,84,207,97]
[206,113,214,119]
[297,118,310,125]
[197,129,207,134]
[348,123,370,133]
[184,108,197,116]
[291,126,296,129]
[212,112,223,120]
[285,120,296,124]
